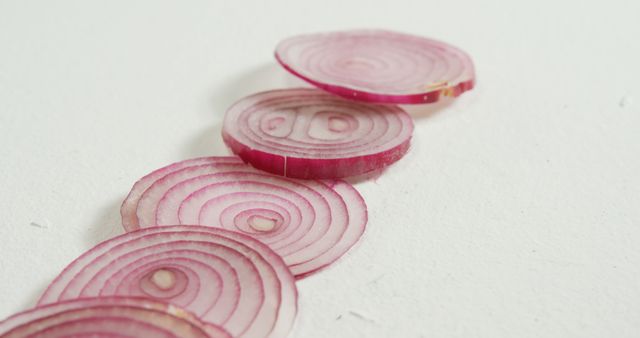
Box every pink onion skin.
[275,29,475,104]
[38,226,297,338]
[222,89,414,179]
[0,296,231,338]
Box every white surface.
[0,0,639,337]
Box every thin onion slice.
[121,157,245,232]
[38,226,297,338]
[275,29,475,104]
[0,296,231,338]
[222,88,413,178]
[122,157,367,278]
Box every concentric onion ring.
[0,297,231,338]
[121,157,367,278]
[121,157,245,231]
[38,226,297,338]
[276,29,475,104]
[222,88,413,178]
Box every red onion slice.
[122,157,367,278]
[121,157,244,232]
[38,226,297,338]
[222,88,413,178]
[275,29,475,104]
[0,297,231,338]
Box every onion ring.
[38,226,297,338]
[222,88,413,178]
[0,296,231,338]
[122,157,367,278]
[276,29,475,104]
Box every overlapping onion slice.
[222,88,413,179]
[38,226,297,338]
[0,297,231,338]
[275,29,475,104]
[121,157,246,232]
[121,157,367,278]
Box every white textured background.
[1,0,639,337]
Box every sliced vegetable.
[0,296,231,338]
[121,157,244,232]
[276,29,475,104]
[122,157,367,278]
[38,226,297,338]
[222,88,413,178]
